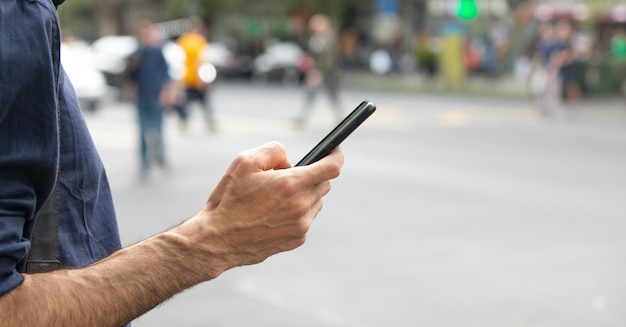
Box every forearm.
[0,216,223,327]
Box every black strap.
[26,180,62,273]
[26,103,62,273]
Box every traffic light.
[457,0,479,22]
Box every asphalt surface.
[84,83,626,327]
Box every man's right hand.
[177,141,344,279]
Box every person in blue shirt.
[530,22,565,116]
[0,1,344,326]
[127,18,171,179]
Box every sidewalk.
[342,71,626,100]
[341,72,626,124]
[341,71,532,98]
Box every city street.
[85,83,626,327]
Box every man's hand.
[179,142,344,278]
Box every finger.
[313,146,344,177]
[316,180,332,198]
[252,142,292,171]
[295,146,344,185]
[228,142,292,176]
[207,142,288,208]
[264,142,293,170]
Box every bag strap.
[26,102,62,273]
[26,180,62,273]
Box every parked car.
[61,42,108,112]
[90,35,137,88]
[252,42,312,84]
[204,42,253,80]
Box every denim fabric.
[137,102,165,171]
[0,0,122,302]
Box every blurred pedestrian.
[555,21,582,112]
[339,26,360,70]
[127,18,172,179]
[295,14,343,128]
[529,22,563,117]
[176,16,216,131]
[414,32,438,78]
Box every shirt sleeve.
[0,0,61,297]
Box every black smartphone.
[296,100,376,166]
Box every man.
[529,22,562,117]
[295,14,344,128]
[0,1,344,326]
[127,18,171,179]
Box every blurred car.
[90,35,137,88]
[161,41,186,81]
[203,42,253,80]
[252,42,312,84]
[90,35,185,89]
[61,42,108,112]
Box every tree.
[92,0,124,36]
[58,0,124,38]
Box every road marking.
[87,105,550,151]
[365,105,412,130]
[89,129,136,151]
[438,110,472,128]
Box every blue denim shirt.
[0,0,122,300]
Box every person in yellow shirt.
[176,17,215,131]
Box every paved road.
[85,83,626,327]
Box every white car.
[253,42,311,84]
[90,35,137,78]
[61,42,108,111]
[90,35,186,87]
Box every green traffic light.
[457,0,479,21]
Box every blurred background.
[59,0,626,98]
[57,0,625,326]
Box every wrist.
[167,210,230,281]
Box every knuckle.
[291,198,311,218]
[232,152,255,168]
[267,141,285,152]
[285,236,307,250]
[320,180,332,196]
[235,152,252,164]
[329,163,341,178]
[232,152,248,165]
[279,175,301,198]
[296,217,312,234]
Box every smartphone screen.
[296,100,376,166]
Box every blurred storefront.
[58,0,626,96]
[524,1,626,96]
[588,4,626,95]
